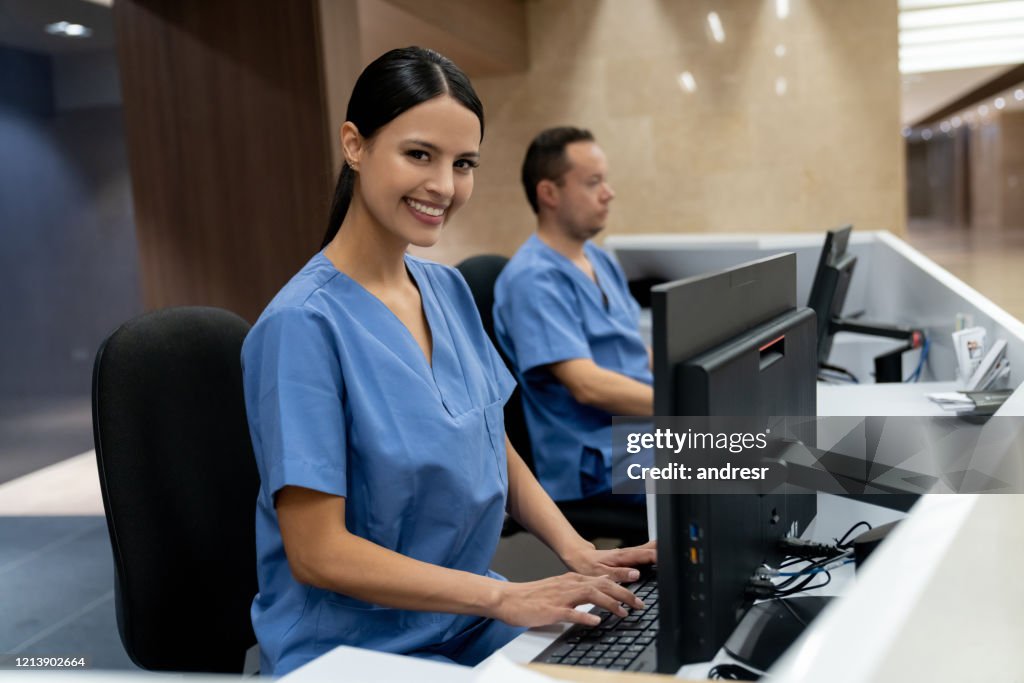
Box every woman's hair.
[321,46,485,249]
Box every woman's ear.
[340,122,363,171]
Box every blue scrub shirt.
[493,235,652,501]
[242,253,523,675]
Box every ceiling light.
[45,21,92,38]
[900,0,1013,8]
[775,77,788,96]
[899,19,1024,45]
[900,47,1024,72]
[1016,89,1024,100]
[940,121,952,132]
[707,12,726,43]
[776,0,790,19]
[979,104,989,115]
[922,129,934,140]
[899,2,1024,30]
[995,97,1006,109]
[901,36,1024,58]
[678,71,697,93]
[775,44,787,57]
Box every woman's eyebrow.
[404,139,479,159]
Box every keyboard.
[531,568,658,672]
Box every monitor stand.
[723,596,833,672]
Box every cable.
[773,569,833,597]
[774,557,856,577]
[820,362,860,383]
[835,520,872,549]
[777,596,809,627]
[905,335,930,382]
[818,370,857,384]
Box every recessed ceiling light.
[678,71,697,93]
[776,0,790,19]
[922,129,934,140]
[995,97,1006,109]
[45,21,92,38]
[898,1,1024,72]
[707,12,725,43]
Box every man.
[493,127,653,502]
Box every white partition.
[606,231,1024,400]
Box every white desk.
[770,493,1024,682]
[817,380,958,417]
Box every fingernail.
[635,599,645,609]
[628,569,640,580]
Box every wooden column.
[114,0,332,321]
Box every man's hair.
[521,126,595,214]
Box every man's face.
[551,141,615,241]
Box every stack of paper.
[928,390,1014,415]
[928,392,976,412]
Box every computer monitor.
[806,225,854,366]
[806,225,923,382]
[651,252,818,673]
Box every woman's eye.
[407,150,429,161]
[455,159,479,171]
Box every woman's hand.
[491,573,645,628]
[561,540,657,583]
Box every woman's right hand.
[491,573,644,628]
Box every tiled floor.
[905,222,1024,322]
[0,514,134,670]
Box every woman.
[241,47,655,676]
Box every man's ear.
[340,121,364,171]
[536,179,560,211]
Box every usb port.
[688,523,700,541]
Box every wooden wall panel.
[114,0,332,322]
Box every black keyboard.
[531,568,658,672]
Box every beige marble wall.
[416,0,906,265]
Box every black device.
[653,252,818,674]
[531,567,660,671]
[807,225,924,382]
[533,253,819,674]
[723,596,832,672]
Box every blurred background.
[1,0,1022,669]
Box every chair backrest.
[92,306,258,673]
[455,255,535,472]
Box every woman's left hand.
[562,540,657,584]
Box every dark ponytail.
[320,47,485,249]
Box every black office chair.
[456,255,649,547]
[92,307,259,673]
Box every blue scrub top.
[242,253,516,676]
[493,235,652,501]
